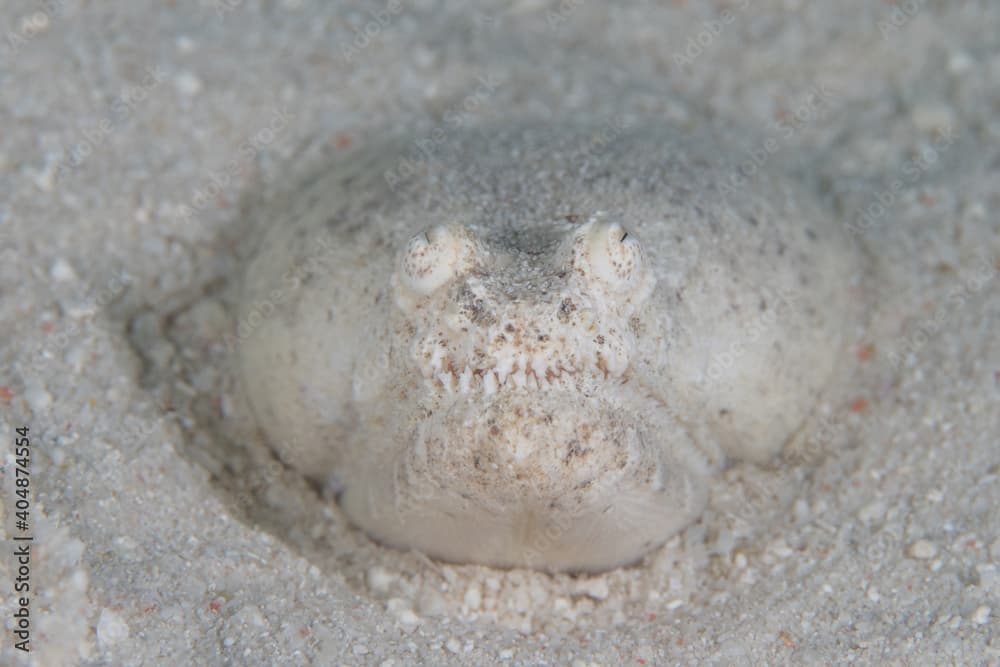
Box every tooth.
[533,355,550,380]
[496,356,512,385]
[412,339,434,378]
[484,371,498,395]
[437,372,454,393]
[527,371,539,390]
[459,365,473,393]
[430,344,446,372]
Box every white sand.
[1,1,998,665]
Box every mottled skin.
[239,122,863,572]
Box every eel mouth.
[407,308,638,397]
[414,354,624,396]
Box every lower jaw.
[338,455,707,573]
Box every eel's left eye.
[398,224,473,296]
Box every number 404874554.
[14,426,30,515]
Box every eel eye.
[398,224,472,295]
[579,221,647,293]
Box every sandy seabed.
[1,1,999,665]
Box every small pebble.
[445,638,462,654]
[971,606,991,625]
[793,498,810,522]
[50,258,77,282]
[575,578,609,601]
[352,644,369,655]
[175,35,196,54]
[366,566,396,594]
[31,158,58,191]
[24,385,53,413]
[237,604,267,628]
[770,539,794,558]
[96,608,130,648]
[552,597,572,617]
[858,500,886,523]
[463,583,481,610]
[174,71,203,97]
[65,344,88,373]
[417,588,447,617]
[386,598,421,626]
[908,539,938,560]
[947,50,973,75]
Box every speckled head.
[336,217,710,572]
[391,219,655,396]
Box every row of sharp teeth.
[415,331,633,394]
[428,364,581,395]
